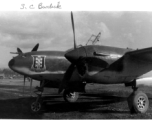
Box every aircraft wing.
[104,47,152,73]
[125,47,152,63]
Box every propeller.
[17,48,23,54]
[31,43,39,52]
[58,12,86,93]
[10,43,39,54]
[58,64,75,93]
[71,12,77,49]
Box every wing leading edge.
[125,47,152,63]
[104,47,152,77]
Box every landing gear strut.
[31,80,45,113]
[31,97,42,112]
[127,80,149,113]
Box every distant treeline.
[0,68,22,78]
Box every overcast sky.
[1,11,152,68]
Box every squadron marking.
[31,55,46,72]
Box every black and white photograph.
[0,0,152,119]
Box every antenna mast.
[86,32,101,45]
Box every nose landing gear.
[30,80,45,113]
[31,99,42,112]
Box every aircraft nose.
[8,59,15,69]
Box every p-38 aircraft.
[9,12,152,114]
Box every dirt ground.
[0,78,152,119]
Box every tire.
[31,101,42,113]
[127,91,149,114]
[31,98,44,113]
[63,89,79,103]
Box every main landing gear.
[30,81,79,113]
[127,80,149,113]
[63,89,79,103]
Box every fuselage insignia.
[31,55,46,72]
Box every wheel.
[31,101,42,113]
[127,91,149,114]
[63,89,79,103]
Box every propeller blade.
[31,43,39,52]
[58,64,75,93]
[10,52,19,54]
[58,12,80,94]
[71,11,77,49]
[17,48,23,54]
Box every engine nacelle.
[136,77,152,87]
[125,77,152,87]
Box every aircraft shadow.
[42,93,128,114]
[0,93,129,119]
